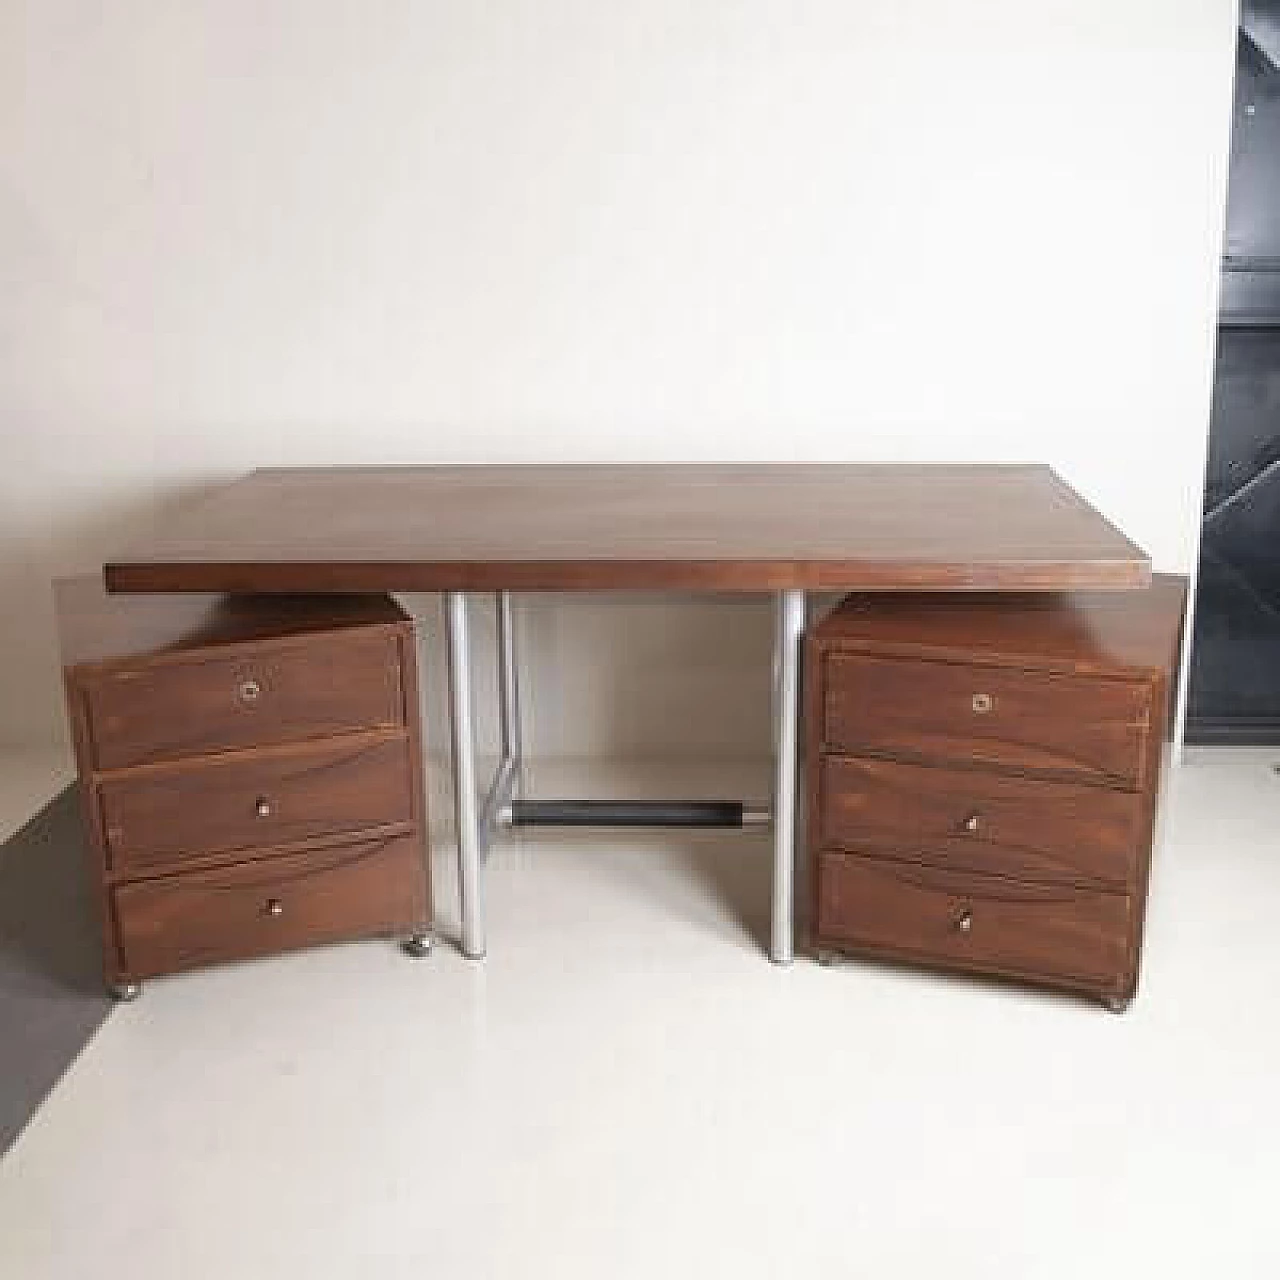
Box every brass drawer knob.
[963,812,982,833]
[255,796,272,819]
[265,898,284,918]
[238,678,262,703]
[954,908,974,934]
[971,692,993,714]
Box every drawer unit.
[98,732,416,873]
[82,627,405,770]
[56,577,432,997]
[823,653,1152,787]
[814,851,1132,993]
[807,577,1187,1009]
[113,832,428,980]
[817,755,1142,888]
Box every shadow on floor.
[0,785,112,1156]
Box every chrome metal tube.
[496,591,522,778]
[771,589,804,964]
[479,753,518,859]
[446,591,484,959]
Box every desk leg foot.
[771,588,804,965]
[401,933,433,958]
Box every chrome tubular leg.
[496,590,523,792]
[446,591,485,959]
[771,589,804,964]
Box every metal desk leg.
[496,590,523,795]
[446,591,484,959]
[771,589,804,964]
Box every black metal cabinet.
[1188,3,1280,743]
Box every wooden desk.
[104,464,1150,963]
[106,463,1147,593]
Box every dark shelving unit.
[1187,1,1280,743]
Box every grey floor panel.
[0,786,111,1155]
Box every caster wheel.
[401,934,432,958]
[815,950,841,968]
[110,981,142,1002]
[1103,994,1131,1014]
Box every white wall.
[0,1,1237,751]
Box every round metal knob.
[963,812,981,833]
[265,898,284,917]
[255,796,272,819]
[238,678,262,703]
[954,908,974,933]
[971,692,993,714]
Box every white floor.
[0,747,74,843]
[1,747,1279,1278]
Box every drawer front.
[815,851,1132,988]
[84,629,405,770]
[823,653,1151,786]
[113,832,428,979]
[819,755,1142,887]
[100,734,415,873]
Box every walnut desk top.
[104,464,1148,595]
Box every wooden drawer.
[819,755,1143,888]
[83,628,405,770]
[99,732,415,873]
[823,653,1151,787]
[113,832,429,979]
[815,851,1132,989]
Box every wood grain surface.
[102,463,1150,593]
[54,575,409,668]
[112,832,428,979]
[818,755,1142,888]
[814,850,1132,990]
[55,577,432,988]
[811,574,1188,674]
[80,628,405,770]
[806,574,1187,1006]
[822,652,1153,787]
[97,732,415,874]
